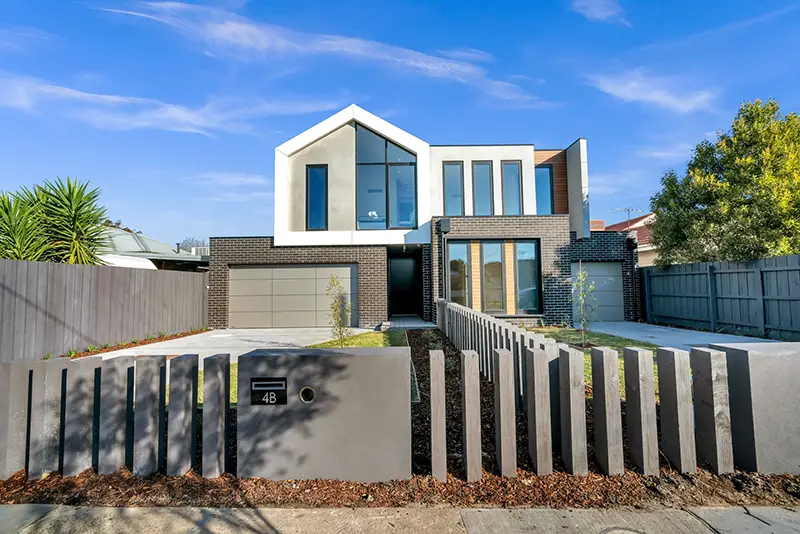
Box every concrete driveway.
[93,327,372,370]
[588,322,776,351]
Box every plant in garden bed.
[572,260,597,349]
[326,274,352,347]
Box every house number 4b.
[262,392,277,404]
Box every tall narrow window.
[472,161,494,216]
[516,241,542,314]
[443,162,464,216]
[481,242,505,313]
[447,241,470,306]
[356,124,417,229]
[501,161,522,215]
[306,165,327,230]
[535,165,554,215]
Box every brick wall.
[570,230,640,321]
[208,237,388,329]
[430,216,573,325]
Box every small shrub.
[85,345,98,352]
[44,352,53,360]
[326,274,353,348]
[572,260,597,349]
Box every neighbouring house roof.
[590,220,605,231]
[604,213,655,246]
[100,227,205,263]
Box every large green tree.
[0,177,108,265]
[650,99,800,266]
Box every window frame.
[442,160,465,216]
[534,164,555,215]
[445,240,471,307]
[480,240,507,315]
[355,123,418,231]
[500,160,524,216]
[513,240,543,315]
[471,160,494,216]
[305,164,328,231]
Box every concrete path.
[588,321,775,351]
[92,327,373,371]
[3,505,798,533]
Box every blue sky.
[1,0,799,244]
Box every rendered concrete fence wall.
[0,258,208,363]
[642,255,800,340]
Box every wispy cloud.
[645,5,798,49]
[100,2,552,108]
[185,172,269,186]
[0,71,345,135]
[0,27,52,53]
[437,47,493,63]
[636,142,694,162]
[202,191,273,202]
[588,68,715,114]
[570,0,630,26]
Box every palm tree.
[2,177,108,265]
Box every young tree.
[572,261,597,349]
[179,237,207,253]
[326,274,352,347]
[650,99,800,265]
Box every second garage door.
[229,264,358,328]
[571,262,624,323]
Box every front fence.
[641,255,800,340]
[0,259,208,362]
[435,298,800,477]
[0,348,413,482]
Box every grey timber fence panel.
[642,254,800,340]
[0,259,208,362]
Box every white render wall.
[566,139,590,240]
[429,145,536,217]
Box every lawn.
[194,330,409,405]
[306,329,408,348]
[530,327,660,396]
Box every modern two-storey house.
[209,105,639,329]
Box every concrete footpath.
[2,504,799,533]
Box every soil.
[2,328,798,509]
[66,329,210,360]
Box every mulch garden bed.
[65,329,210,360]
[2,328,799,508]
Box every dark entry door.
[389,255,422,316]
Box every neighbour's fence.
[641,255,800,340]
[0,259,208,363]
[433,299,798,478]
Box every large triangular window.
[355,124,417,230]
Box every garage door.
[229,265,358,328]
[571,262,624,323]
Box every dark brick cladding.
[430,216,573,326]
[570,230,640,321]
[208,237,388,329]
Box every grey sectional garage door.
[229,265,358,328]
[571,262,624,323]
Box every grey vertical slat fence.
[642,255,800,340]
[0,259,208,363]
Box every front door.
[389,254,422,316]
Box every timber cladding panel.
[0,259,207,363]
[535,150,568,215]
[470,243,481,310]
[504,240,517,315]
[208,237,388,329]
